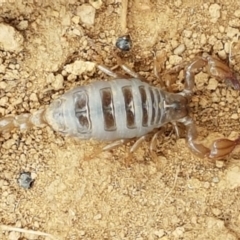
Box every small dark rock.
[18,172,34,189]
[115,35,132,51]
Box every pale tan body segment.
[0,54,239,160]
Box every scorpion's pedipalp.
[187,141,210,158]
[225,77,240,90]
[180,55,240,159]
[204,55,240,90]
[183,54,240,97]
[181,116,240,159]
[183,57,207,95]
[181,116,210,158]
[209,138,240,159]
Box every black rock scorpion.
[0,54,240,160]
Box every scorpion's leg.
[120,64,142,79]
[150,130,164,152]
[97,65,124,78]
[181,116,240,159]
[152,50,169,89]
[115,55,144,80]
[84,140,127,161]
[98,62,142,80]
[102,139,129,151]
[130,136,147,152]
[103,136,148,153]
[113,53,145,80]
[103,135,152,154]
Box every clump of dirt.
[0,0,240,239]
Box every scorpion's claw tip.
[225,76,240,90]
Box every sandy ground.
[1,0,240,239]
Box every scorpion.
[0,54,240,160]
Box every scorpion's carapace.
[0,54,239,160]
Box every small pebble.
[72,16,80,24]
[218,50,227,59]
[183,30,192,38]
[52,74,64,90]
[212,208,222,216]
[29,93,38,102]
[226,27,239,38]
[212,177,219,183]
[172,227,184,238]
[203,182,210,189]
[8,231,21,240]
[17,20,29,30]
[209,3,221,23]
[0,96,8,106]
[153,229,164,238]
[168,55,182,66]
[18,172,34,189]
[200,33,207,45]
[3,139,15,149]
[207,78,218,90]
[89,0,102,9]
[79,230,85,236]
[64,60,96,75]
[0,23,24,52]
[76,4,96,25]
[0,64,6,73]
[173,44,185,55]
[230,113,238,120]
[234,9,240,18]
[93,213,102,220]
[216,160,224,168]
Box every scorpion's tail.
[0,109,47,133]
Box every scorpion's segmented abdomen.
[47,79,166,141]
